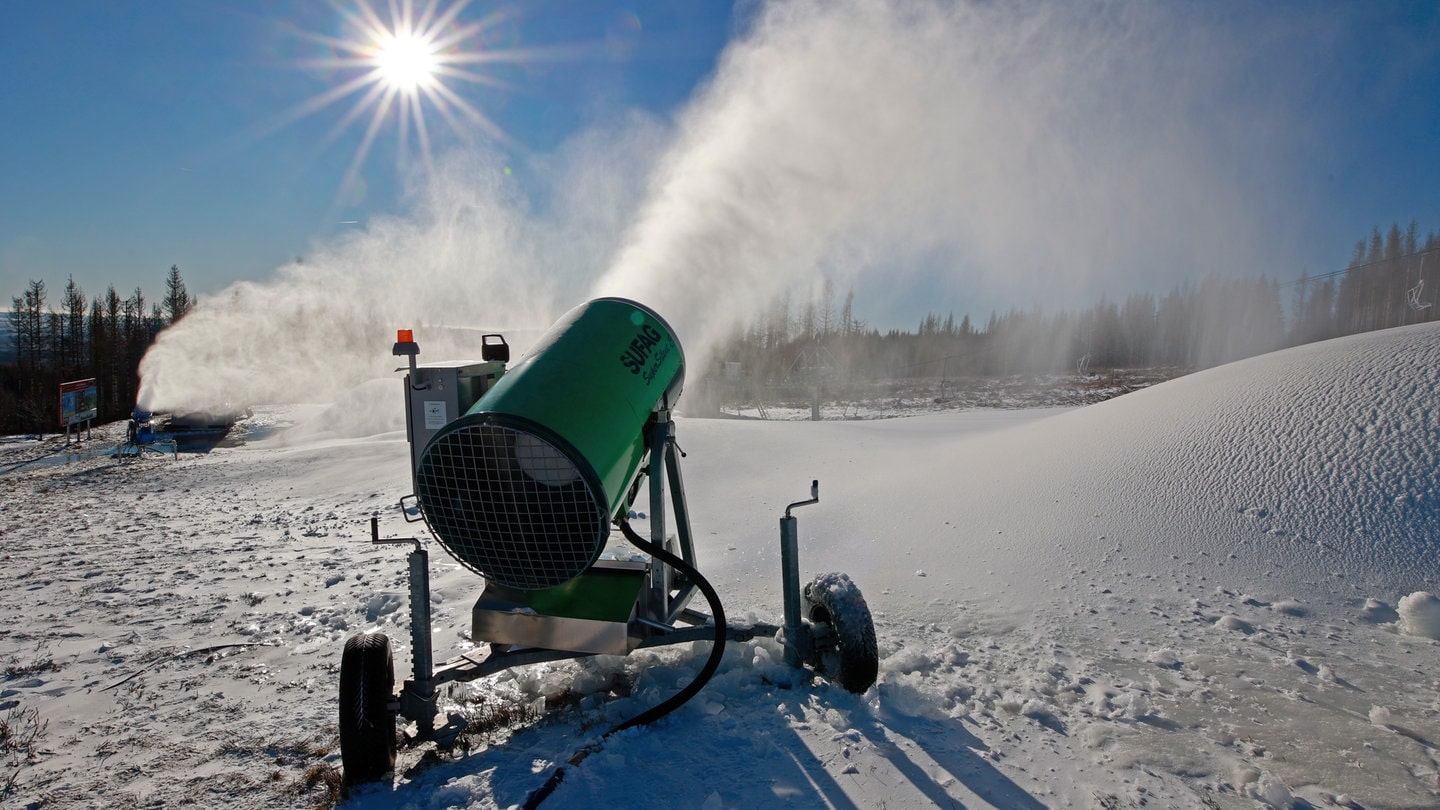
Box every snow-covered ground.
[716,368,1181,421]
[3,323,1439,809]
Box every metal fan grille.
[416,423,609,590]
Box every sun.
[373,31,440,92]
[263,0,530,213]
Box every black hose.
[609,518,728,732]
[522,517,728,809]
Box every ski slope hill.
[930,321,1434,602]
[681,322,1440,619]
[2,323,1438,809]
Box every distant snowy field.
[2,323,1438,809]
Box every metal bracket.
[399,493,425,524]
[780,480,820,668]
[785,480,820,517]
[371,513,421,552]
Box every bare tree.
[10,279,46,377]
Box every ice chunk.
[1359,597,1399,624]
[1146,648,1182,669]
[1397,592,1440,640]
[1247,770,1295,808]
[1368,705,1392,727]
[1214,615,1254,634]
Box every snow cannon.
[414,297,684,590]
[337,297,878,791]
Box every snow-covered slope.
[3,324,1438,809]
[841,319,1440,614]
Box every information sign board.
[59,378,99,427]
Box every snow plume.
[592,0,1304,361]
[141,0,1320,412]
[138,124,662,413]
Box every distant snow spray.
[136,138,654,415]
[592,0,1297,365]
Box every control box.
[402,360,506,484]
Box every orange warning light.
[397,329,414,343]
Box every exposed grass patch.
[211,732,341,808]
[468,699,544,735]
[1,705,47,799]
[217,733,334,764]
[4,645,60,679]
[297,762,343,809]
[448,698,544,754]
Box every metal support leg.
[665,439,697,568]
[409,549,434,682]
[780,481,820,669]
[780,514,804,668]
[371,515,438,737]
[661,430,701,623]
[400,547,437,737]
[646,416,672,622]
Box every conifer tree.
[163,264,193,324]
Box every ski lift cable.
[895,350,979,372]
[1285,245,1440,287]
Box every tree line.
[712,221,1439,385]
[3,266,193,434]
[5,220,1437,434]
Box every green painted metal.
[414,298,685,589]
[504,565,646,623]
[458,297,683,513]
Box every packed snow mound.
[774,323,1440,618]
[1030,321,1440,590]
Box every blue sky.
[3,1,1440,328]
[1,0,738,303]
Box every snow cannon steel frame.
[338,297,879,789]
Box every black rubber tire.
[803,572,879,694]
[339,631,397,786]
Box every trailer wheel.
[803,572,878,694]
[339,631,396,785]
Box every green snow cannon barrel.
[414,298,685,590]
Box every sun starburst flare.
[259,0,551,216]
[373,30,440,91]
